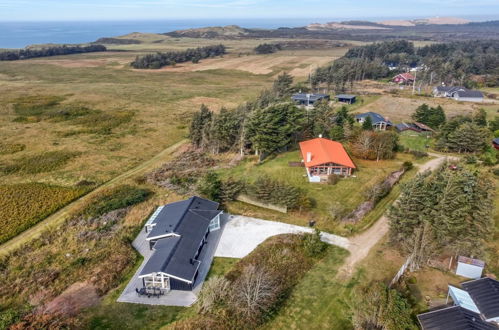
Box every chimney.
[306,152,312,163]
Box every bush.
[302,229,328,257]
[1,150,80,174]
[0,143,25,155]
[464,155,477,164]
[492,168,499,176]
[198,172,222,202]
[82,185,152,218]
[327,174,341,185]
[246,175,311,210]
[402,161,414,171]
[409,150,428,159]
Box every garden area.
[398,130,432,153]
[219,150,417,235]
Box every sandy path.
[0,140,188,257]
[337,153,457,278]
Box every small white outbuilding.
[456,256,485,280]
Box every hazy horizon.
[1,0,498,22]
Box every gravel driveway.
[215,215,350,258]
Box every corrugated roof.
[462,278,499,320]
[299,138,356,169]
[418,306,496,330]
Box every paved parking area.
[215,215,350,258]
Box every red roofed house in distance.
[299,137,356,183]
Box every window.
[208,214,221,231]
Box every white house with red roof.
[299,137,356,183]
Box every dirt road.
[337,153,456,278]
[0,140,188,257]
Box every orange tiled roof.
[299,138,356,169]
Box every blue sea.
[0,18,323,49]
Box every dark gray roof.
[355,112,393,126]
[396,122,418,131]
[493,138,499,145]
[140,196,220,282]
[462,278,499,320]
[418,306,497,330]
[335,94,356,99]
[292,93,329,102]
[435,86,466,93]
[454,90,484,98]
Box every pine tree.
[247,103,304,160]
[189,104,212,147]
[272,72,293,98]
[362,116,373,130]
[446,122,489,153]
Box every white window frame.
[208,213,221,231]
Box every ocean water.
[0,18,322,49]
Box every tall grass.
[1,150,80,174]
[0,183,90,244]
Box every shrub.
[1,150,80,174]
[82,185,152,218]
[402,161,413,171]
[409,150,428,159]
[464,155,477,164]
[246,175,311,210]
[302,229,328,257]
[198,172,222,202]
[493,168,499,176]
[0,143,25,155]
[327,174,341,185]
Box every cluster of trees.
[190,72,303,158]
[190,72,398,163]
[350,130,399,161]
[198,172,312,211]
[434,110,491,154]
[412,104,446,129]
[312,57,389,91]
[131,44,226,69]
[254,43,282,54]
[0,44,106,61]
[389,164,494,270]
[353,282,416,330]
[312,39,499,91]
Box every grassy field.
[0,35,347,247]
[263,246,350,329]
[399,130,433,152]
[220,150,415,235]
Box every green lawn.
[263,246,351,329]
[220,150,413,235]
[399,131,433,152]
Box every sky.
[0,0,498,22]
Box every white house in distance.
[433,86,484,102]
